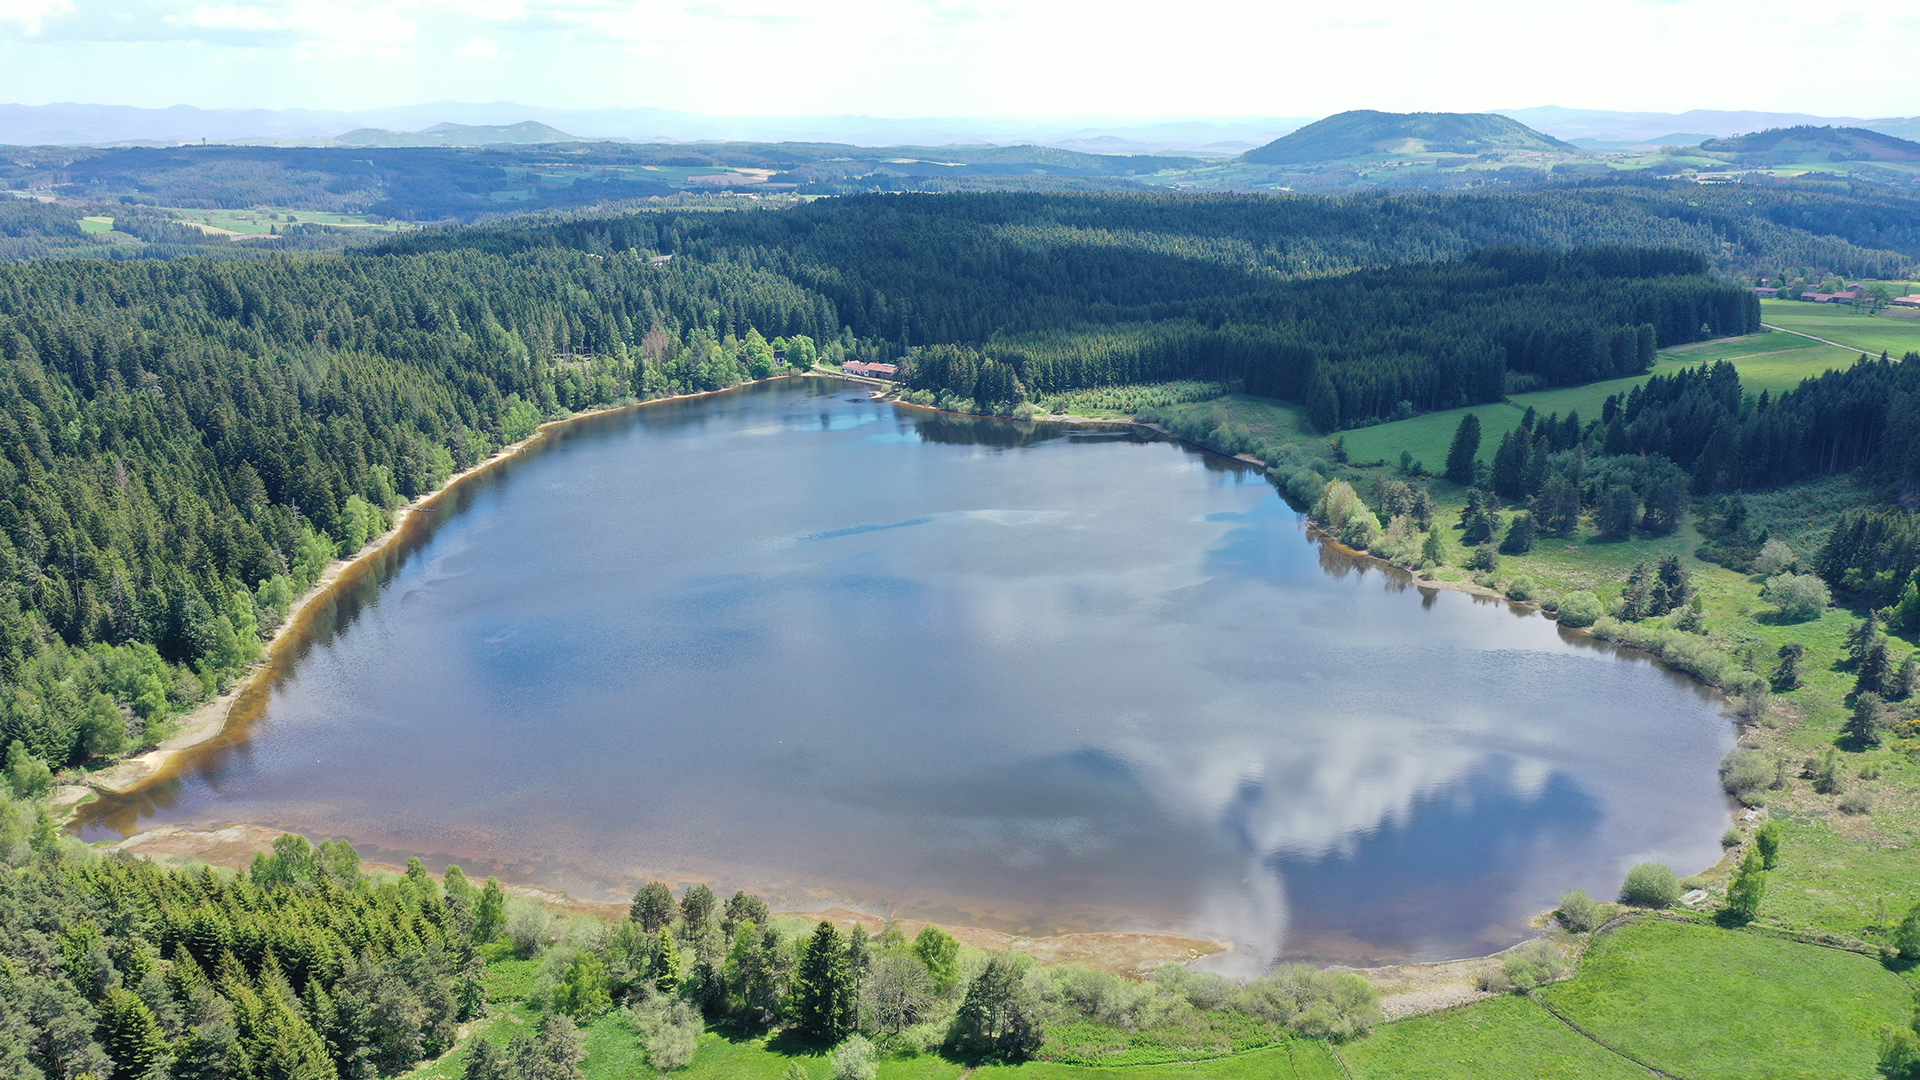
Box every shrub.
[1762,573,1830,622]
[1722,848,1766,924]
[1233,966,1381,1042]
[1620,862,1680,907]
[1557,889,1600,932]
[1880,1025,1920,1080]
[1752,539,1796,576]
[506,901,553,957]
[1722,827,1742,847]
[830,1034,878,1080]
[631,995,702,1073]
[1718,748,1772,804]
[1755,820,1782,868]
[1555,591,1603,628]
[1839,788,1875,815]
[1497,940,1569,990]
[1506,576,1537,602]
[4,741,53,799]
[1896,900,1920,960]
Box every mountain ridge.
[1241,110,1576,165]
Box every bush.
[631,995,702,1073]
[1839,788,1875,815]
[1762,573,1830,622]
[1554,591,1604,628]
[1722,827,1742,847]
[1896,900,1920,960]
[830,1034,878,1080]
[1880,1025,1920,1080]
[1495,940,1569,991]
[1234,966,1381,1042]
[1557,889,1600,933]
[1755,820,1782,868]
[4,741,53,799]
[505,901,553,957]
[1752,539,1795,576]
[1620,862,1680,907]
[1505,576,1537,602]
[1718,748,1772,804]
[1467,543,1500,573]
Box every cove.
[79,379,1733,967]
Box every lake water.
[80,379,1734,967]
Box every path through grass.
[1540,918,1911,1080]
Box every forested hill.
[1241,110,1576,165]
[1700,125,1920,164]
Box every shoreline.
[67,373,818,808]
[69,376,1727,983]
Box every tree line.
[0,247,827,773]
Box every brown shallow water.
[81,379,1734,968]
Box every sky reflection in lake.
[81,380,1733,966]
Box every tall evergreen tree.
[1444,413,1482,486]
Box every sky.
[0,0,1914,119]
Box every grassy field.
[1760,298,1920,358]
[1338,324,1863,469]
[974,1043,1340,1079]
[166,207,403,233]
[1341,919,1914,1080]
[1341,994,1649,1080]
[1541,919,1912,1080]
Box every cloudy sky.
[0,0,1911,118]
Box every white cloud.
[0,0,74,33]
[0,0,1917,117]
[454,33,498,56]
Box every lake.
[80,378,1734,967]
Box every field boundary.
[1524,990,1689,1080]
[1759,321,1862,352]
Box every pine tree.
[475,878,506,943]
[1723,846,1766,923]
[1444,413,1482,486]
[631,881,675,932]
[99,986,169,1079]
[789,921,854,1045]
[1772,643,1805,691]
[1652,553,1692,615]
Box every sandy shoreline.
[96,819,1545,1010]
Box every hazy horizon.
[3,1,1914,120]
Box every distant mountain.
[0,100,1309,152]
[333,121,593,147]
[1241,110,1575,165]
[1700,125,1920,163]
[1498,106,1920,146]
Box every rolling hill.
[1699,125,1920,164]
[1241,110,1577,165]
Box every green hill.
[1700,124,1920,164]
[1241,109,1576,165]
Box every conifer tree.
[1444,413,1482,486]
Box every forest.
[0,809,1382,1080]
[0,186,1898,781]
